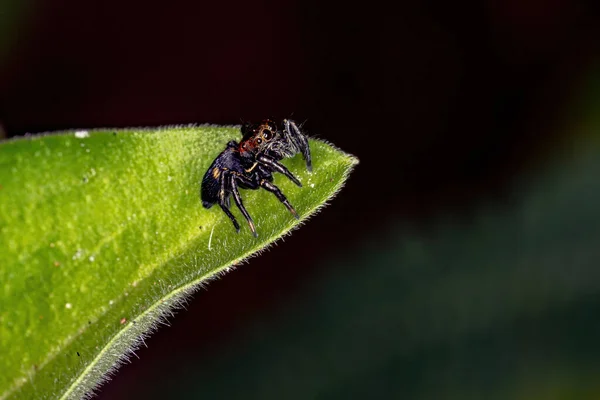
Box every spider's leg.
[218,171,240,232]
[259,179,299,219]
[229,174,258,237]
[232,171,259,188]
[219,202,240,232]
[257,155,302,187]
[284,119,312,172]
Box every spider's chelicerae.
[201,119,312,237]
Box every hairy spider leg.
[257,155,302,187]
[284,119,312,172]
[218,171,240,232]
[259,179,299,219]
[229,173,258,237]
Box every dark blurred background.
[2,1,600,399]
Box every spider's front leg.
[283,119,312,172]
[257,155,302,187]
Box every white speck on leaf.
[89,255,95,262]
[74,130,89,138]
[65,303,72,309]
[167,175,173,182]
[72,249,83,260]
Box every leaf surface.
[0,126,357,399]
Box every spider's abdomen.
[200,169,219,208]
[200,145,246,208]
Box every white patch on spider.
[208,225,216,251]
[75,130,89,138]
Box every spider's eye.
[256,138,263,145]
[262,129,272,140]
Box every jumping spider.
[201,119,312,237]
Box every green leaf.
[0,125,357,399]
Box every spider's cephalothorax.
[201,119,312,237]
